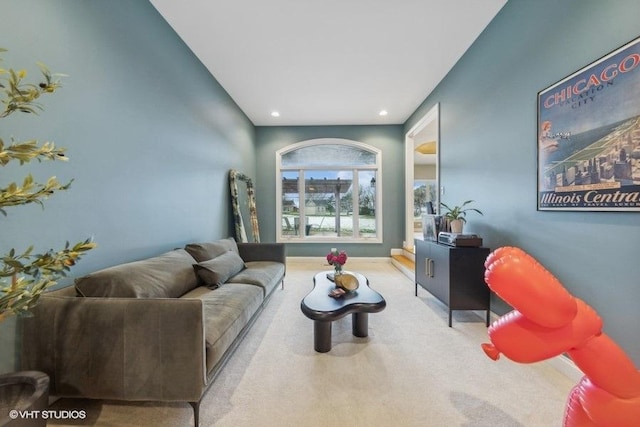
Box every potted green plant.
[1,48,95,426]
[440,200,483,233]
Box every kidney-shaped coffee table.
[301,271,386,352]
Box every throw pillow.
[185,237,239,262]
[193,251,246,289]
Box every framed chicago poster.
[537,36,640,211]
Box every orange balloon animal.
[482,246,640,426]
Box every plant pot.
[0,371,49,427]
[450,219,464,234]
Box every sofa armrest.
[237,242,286,265]
[21,294,207,402]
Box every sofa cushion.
[182,283,263,374]
[75,249,199,298]
[226,261,285,297]
[184,238,239,262]
[193,251,246,289]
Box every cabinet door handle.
[425,258,435,278]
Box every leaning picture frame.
[537,35,640,211]
[229,169,260,243]
[422,214,438,241]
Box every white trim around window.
[276,138,382,243]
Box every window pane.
[277,140,382,243]
[282,144,376,167]
[304,171,352,237]
[358,171,377,237]
[281,171,299,236]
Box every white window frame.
[276,138,382,244]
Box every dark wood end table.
[300,271,386,353]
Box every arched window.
[276,138,382,243]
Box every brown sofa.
[21,238,285,427]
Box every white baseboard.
[545,354,584,383]
[286,256,391,263]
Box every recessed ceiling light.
[379,110,388,116]
[271,111,280,117]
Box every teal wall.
[255,125,404,257]
[406,0,640,364]
[0,0,255,372]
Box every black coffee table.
[300,271,386,353]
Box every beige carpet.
[49,259,575,426]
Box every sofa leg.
[189,401,200,427]
[281,279,284,290]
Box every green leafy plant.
[440,200,483,223]
[0,48,95,323]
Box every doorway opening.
[404,103,439,252]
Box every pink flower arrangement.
[326,248,347,273]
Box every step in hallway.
[391,247,415,280]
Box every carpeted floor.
[48,259,575,426]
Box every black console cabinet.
[414,239,491,327]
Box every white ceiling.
[149,0,507,126]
